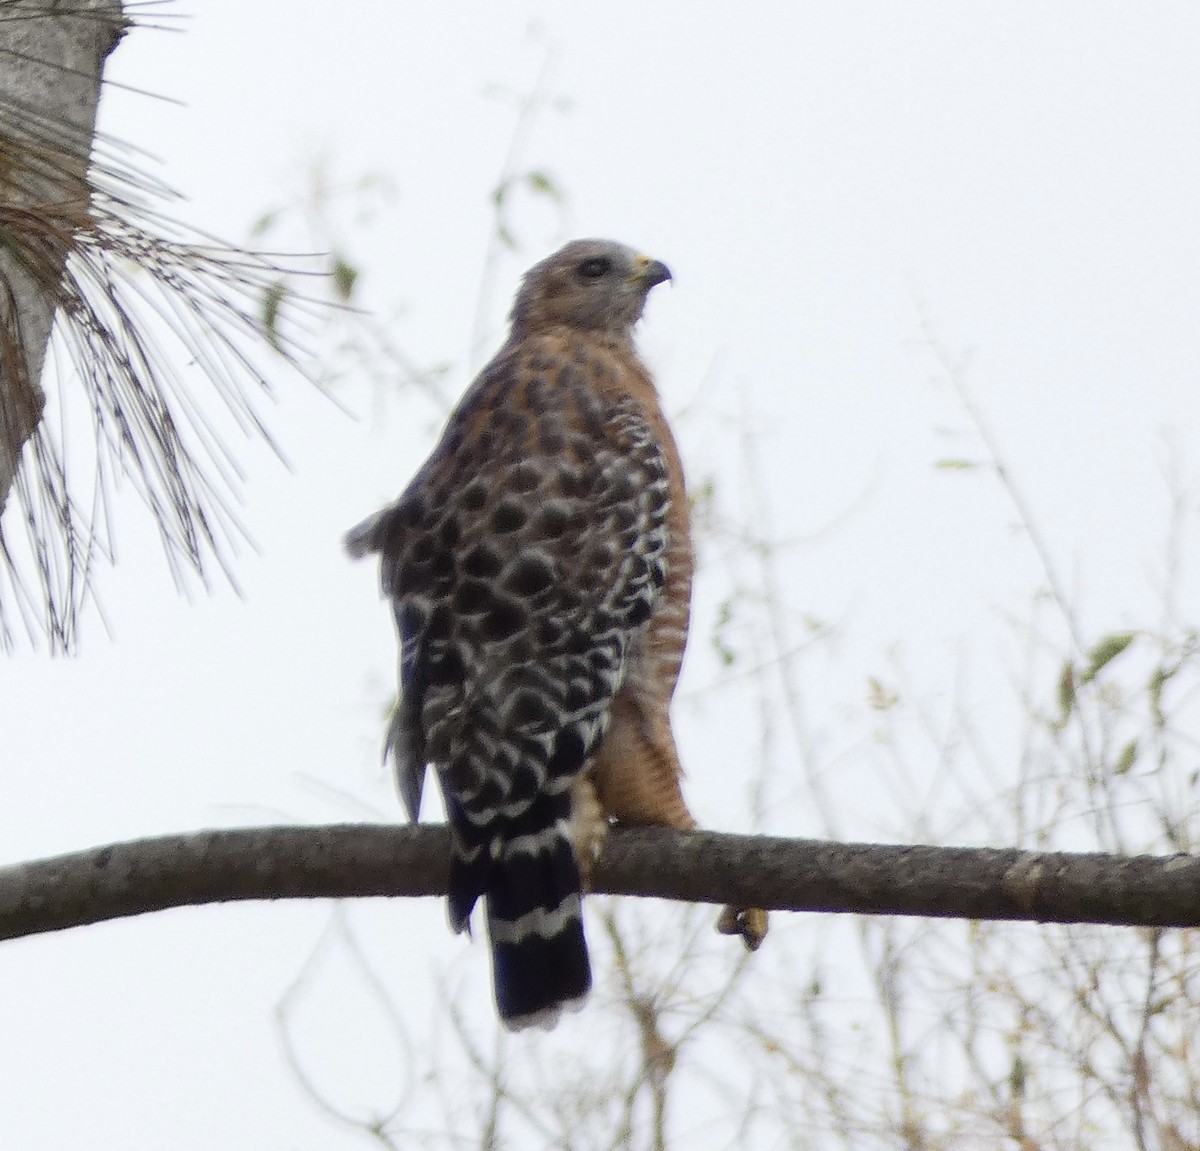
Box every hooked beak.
[631,254,672,288]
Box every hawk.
[347,239,764,1030]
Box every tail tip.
[491,904,592,1031]
[502,988,589,1032]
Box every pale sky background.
[2,3,1199,1147]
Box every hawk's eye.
[576,257,611,280]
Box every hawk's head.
[509,239,672,337]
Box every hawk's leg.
[593,691,770,950]
[569,771,608,890]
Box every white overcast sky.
[2,3,1199,1147]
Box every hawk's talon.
[716,904,769,952]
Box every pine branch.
[1,2,325,649]
[0,0,125,511]
[2,823,1199,942]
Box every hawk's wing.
[347,333,671,872]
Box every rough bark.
[3,823,1199,942]
[0,0,126,512]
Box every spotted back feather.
[346,239,685,1029]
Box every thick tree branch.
[2,824,1199,943]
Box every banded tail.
[447,791,591,1030]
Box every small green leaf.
[1008,1054,1026,1099]
[525,169,563,201]
[933,458,980,471]
[331,252,358,302]
[249,210,277,238]
[1114,739,1138,776]
[711,599,736,668]
[866,676,898,711]
[1080,632,1137,684]
[261,279,287,351]
[687,476,716,515]
[1147,663,1177,726]
[1056,660,1076,724]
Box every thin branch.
[4,824,1200,946]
